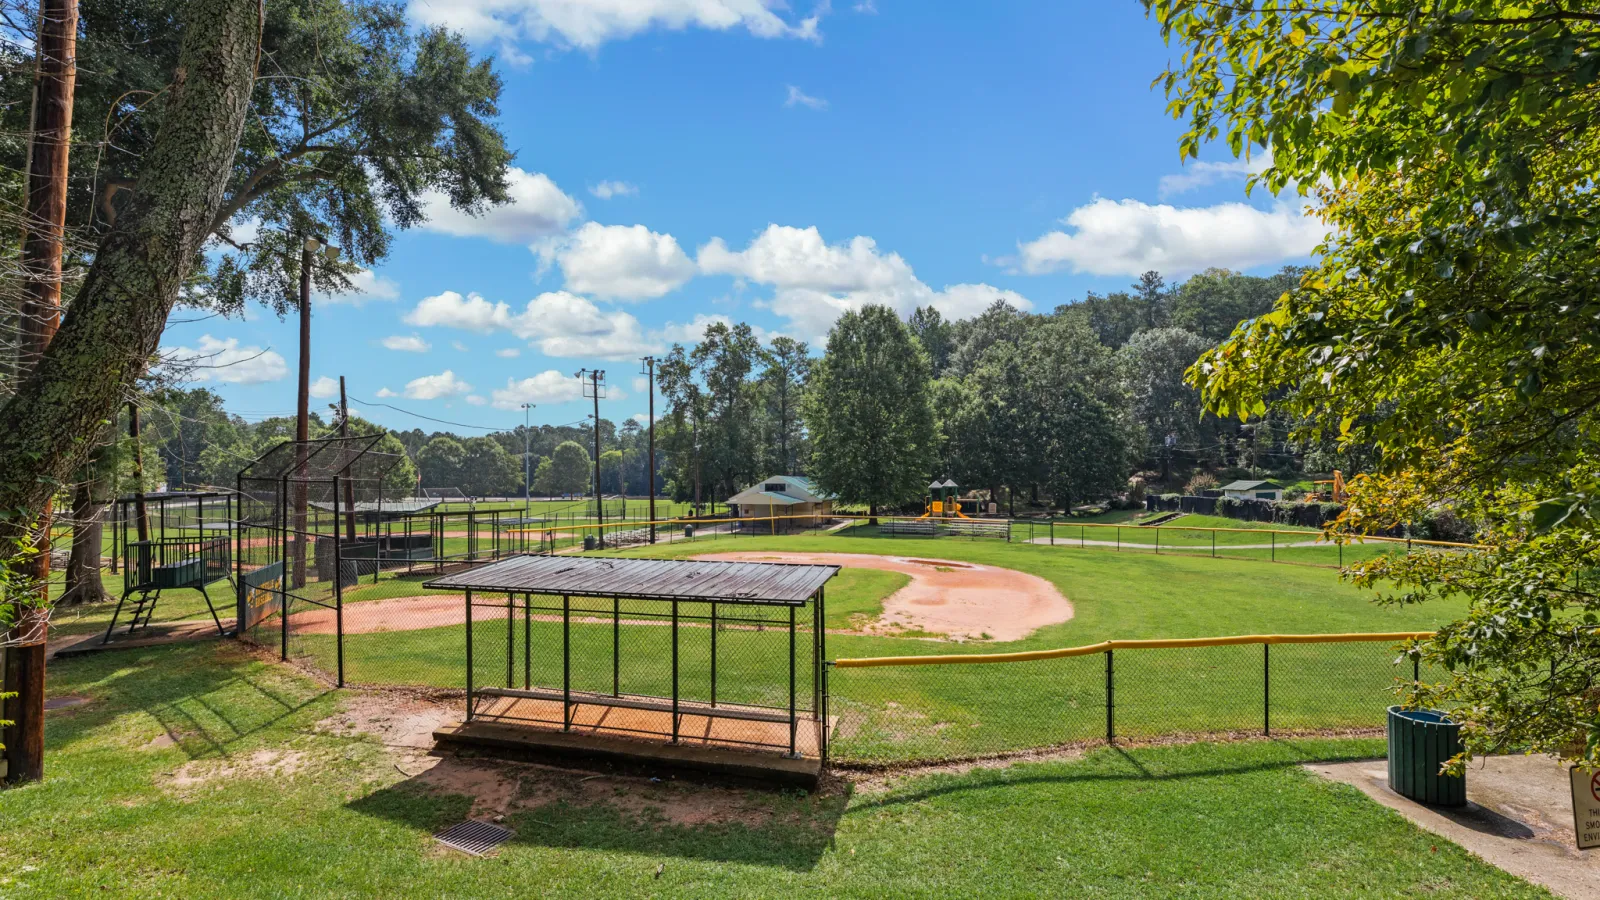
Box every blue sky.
[158,0,1322,434]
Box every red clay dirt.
[692,551,1073,642]
[282,551,1072,642]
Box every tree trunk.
[5,0,258,778]
[0,0,262,787]
[4,0,79,787]
[0,0,263,529]
[62,476,112,606]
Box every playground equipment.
[919,478,978,518]
[104,490,236,643]
[1313,470,1349,503]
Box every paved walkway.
[1308,755,1600,898]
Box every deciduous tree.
[804,306,937,518]
[1148,0,1600,765]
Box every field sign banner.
[240,561,285,632]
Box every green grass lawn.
[252,532,1468,763]
[0,641,1547,899]
[49,527,1463,764]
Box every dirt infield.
[282,552,1072,642]
[692,551,1073,642]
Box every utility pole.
[641,356,657,543]
[292,238,340,587]
[578,369,606,547]
[338,377,356,541]
[4,0,79,785]
[292,242,313,589]
[520,403,534,517]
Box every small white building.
[1218,479,1286,501]
[726,475,834,525]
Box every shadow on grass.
[44,641,332,761]
[348,759,848,871]
[846,739,1380,815]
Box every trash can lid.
[1388,706,1455,725]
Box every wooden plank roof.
[423,555,838,606]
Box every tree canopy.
[0,0,513,315]
[803,305,937,514]
[1147,0,1600,765]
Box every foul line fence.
[519,509,1478,570]
[824,631,1440,763]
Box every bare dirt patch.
[162,749,308,793]
[693,551,1073,642]
[319,691,461,751]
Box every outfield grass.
[0,641,1547,899]
[253,532,1469,762]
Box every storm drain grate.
[433,820,514,856]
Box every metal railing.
[826,631,1438,765]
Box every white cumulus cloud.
[1010,197,1325,278]
[538,222,696,300]
[465,394,488,406]
[314,268,400,305]
[408,0,822,50]
[420,168,582,243]
[310,376,339,399]
[698,224,1031,339]
[402,370,473,400]
[405,291,512,332]
[403,289,665,360]
[381,334,431,352]
[495,347,521,358]
[161,335,289,385]
[375,387,399,398]
[589,180,638,199]
[491,371,586,409]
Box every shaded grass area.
[0,641,1547,898]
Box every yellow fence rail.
[831,631,1436,668]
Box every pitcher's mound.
[692,551,1072,642]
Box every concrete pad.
[1308,755,1600,899]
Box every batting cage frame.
[425,555,837,764]
[234,434,415,684]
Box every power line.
[349,397,505,431]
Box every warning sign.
[1570,766,1600,850]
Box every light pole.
[520,402,535,516]
[577,369,606,546]
[640,355,656,543]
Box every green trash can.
[1387,706,1466,807]
[583,534,597,551]
[684,524,695,539]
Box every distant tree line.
[652,266,1325,514]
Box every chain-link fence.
[827,635,1440,765]
[460,592,826,759]
[514,512,1468,571]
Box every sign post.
[1570,766,1600,850]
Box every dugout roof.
[424,555,838,606]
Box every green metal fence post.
[1263,643,1270,736]
[1105,649,1114,743]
